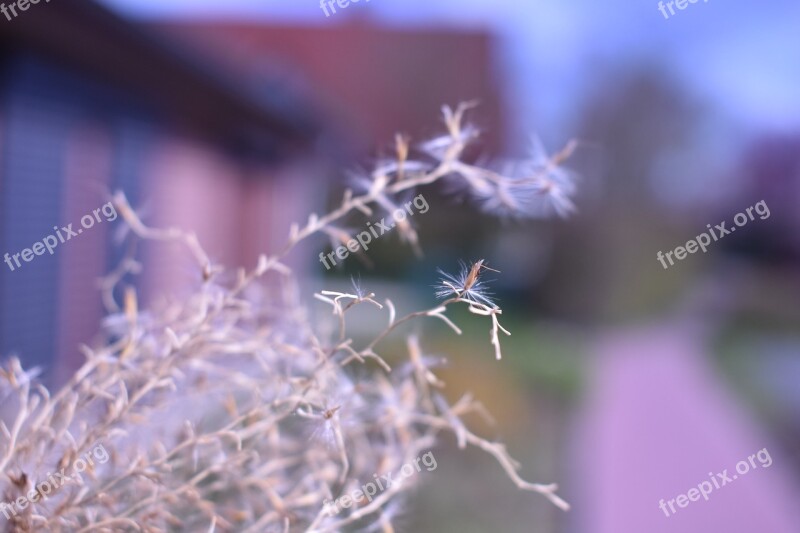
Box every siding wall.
[0,55,311,383]
[0,56,156,382]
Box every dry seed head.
[0,103,574,532]
[464,259,498,292]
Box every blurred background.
[1,0,799,531]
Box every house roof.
[0,1,322,161]
[154,20,507,156]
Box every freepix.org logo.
[320,0,371,18]
[319,193,429,270]
[3,201,117,273]
[1,444,110,521]
[658,448,773,518]
[322,451,438,516]
[1,0,53,23]
[657,0,710,20]
[656,200,770,270]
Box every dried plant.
[0,103,577,532]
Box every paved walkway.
[571,325,800,533]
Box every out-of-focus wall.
[156,20,508,156]
[0,3,323,382]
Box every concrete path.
[571,325,800,533]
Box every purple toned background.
[1,0,799,531]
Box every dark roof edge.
[0,1,322,161]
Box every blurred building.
[0,3,508,381]
[0,1,322,380]
[153,19,508,157]
[150,18,510,282]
